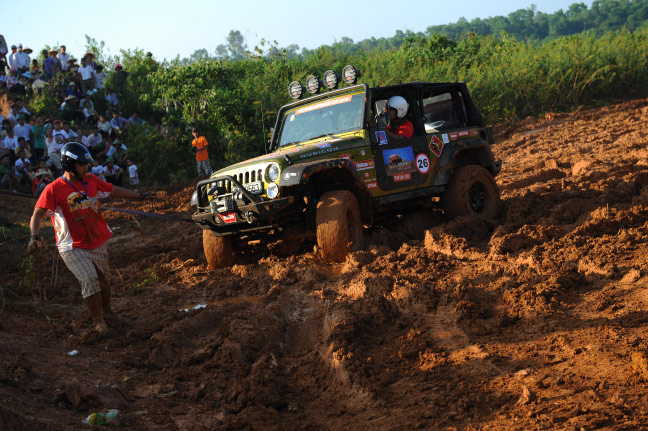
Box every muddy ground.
[2,98,648,430]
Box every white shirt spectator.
[58,52,69,71]
[80,99,94,110]
[15,157,31,170]
[66,129,78,140]
[85,132,102,148]
[16,52,30,69]
[106,143,127,157]
[78,64,94,81]
[94,71,107,89]
[4,135,18,150]
[105,92,118,106]
[83,107,97,120]
[45,136,63,154]
[52,129,68,143]
[8,52,18,69]
[13,123,31,142]
[128,164,139,185]
[91,164,106,180]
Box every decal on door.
[415,153,430,174]
[383,147,416,180]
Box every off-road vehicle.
[191,66,502,268]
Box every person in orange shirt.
[191,128,213,177]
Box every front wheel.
[203,230,235,269]
[316,190,364,262]
[441,165,502,220]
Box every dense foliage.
[25,2,648,185]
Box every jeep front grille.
[216,169,263,193]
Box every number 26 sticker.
[415,153,430,174]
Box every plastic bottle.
[83,409,119,425]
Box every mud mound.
[2,97,648,429]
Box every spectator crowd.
[0,41,145,195]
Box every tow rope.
[103,207,194,223]
[0,189,193,223]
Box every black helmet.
[61,142,93,172]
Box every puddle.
[179,295,262,312]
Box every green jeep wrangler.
[191,67,502,268]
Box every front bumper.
[191,175,294,235]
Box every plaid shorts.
[197,160,213,177]
[59,244,110,298]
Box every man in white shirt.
[16,45,30,76]
[13,115,31,144]
[78,58,95,94]
[57,46,69,71]
[52,121,68,143]
[8,45,18,70]
[94,65,107,90]
[105,88,118,107]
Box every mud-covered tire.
[316,190,364,262]
[203,230,235,269]
[441,165,502,220]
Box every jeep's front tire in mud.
[203,230,235,269]
[316,190,364,262]
[441,165,502,220]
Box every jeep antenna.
[260,100,266,154]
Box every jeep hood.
[213,134,364,175]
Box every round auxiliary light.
[288,81,305,99]
[266,163,280,183]
[305,75,322,94]
[323,70,339,89]
[341,65,359,85]
[266,183,279,199]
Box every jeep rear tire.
[441,165,502,220]
[316,190,364,262]
[203,230,235,269]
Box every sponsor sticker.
[429,135,444,157]
[393,173,412,182]
[375,130,388,145]
[383,147,415,178]
[449,132,458,140]
[283,171,298,180]
[364,172,370,177]
[458,130,469,137]
[442,133,450,144]
[366,182,378,189]
[415,153,430,174]
[340,154,351,160]
[220,213,236,224]
[295,95,352,116]
[354,159,375,170]
[315,142,331,149]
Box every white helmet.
[388,96,408,118]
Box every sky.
[2,0,592,63]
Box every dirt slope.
[2,98,648,430]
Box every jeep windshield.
[278,91,365,148]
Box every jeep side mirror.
[374,100,390,129]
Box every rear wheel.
[316,190,364,262]
[203,230,235,269]
[441,165,502,220]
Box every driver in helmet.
[385,95,414,140]
[27,142,148,335]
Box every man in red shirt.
[28,142,147,334]
[385,95,414,140]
